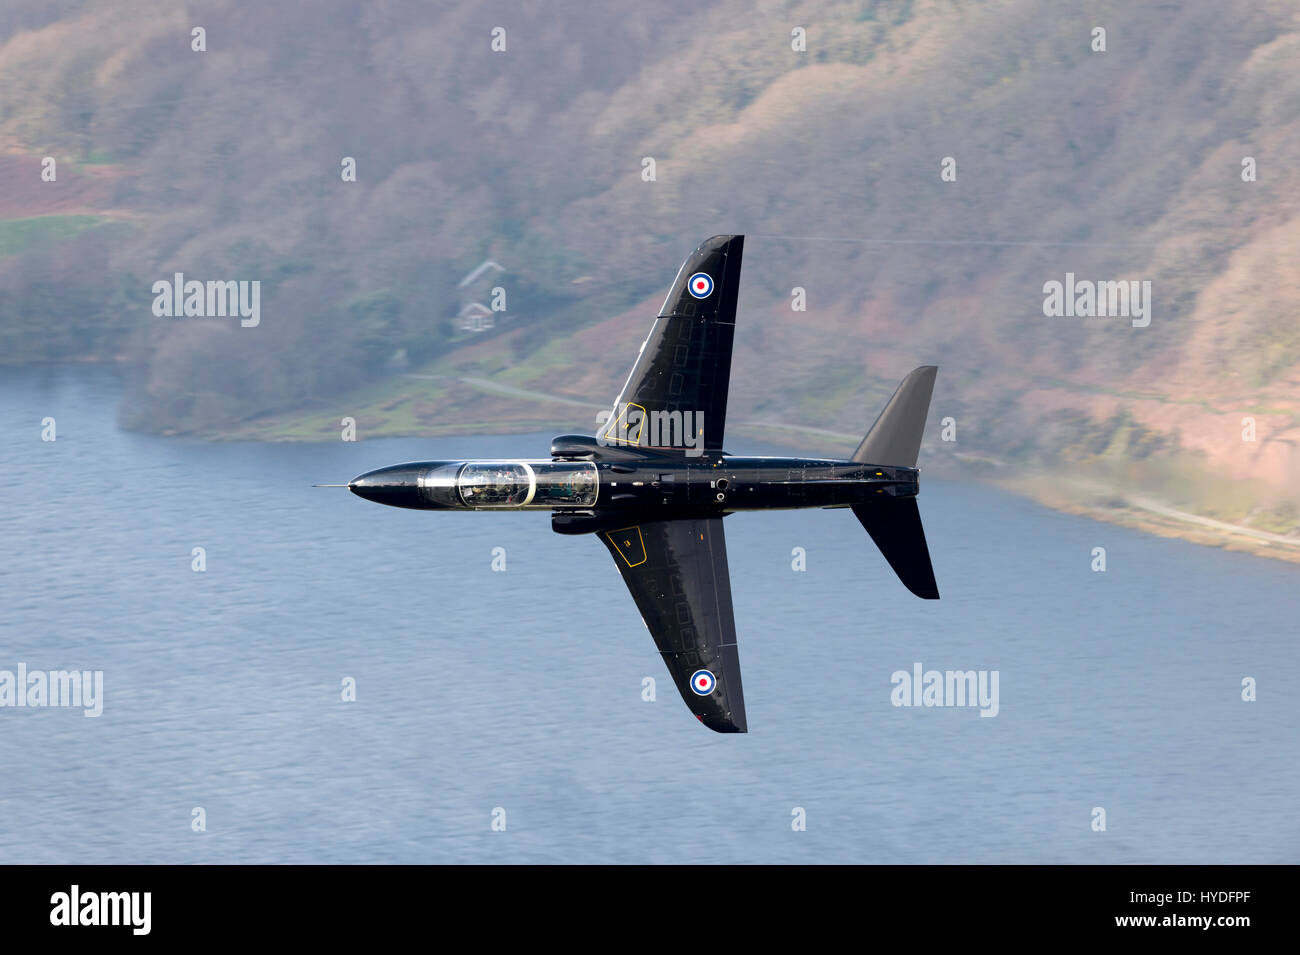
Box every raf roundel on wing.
[690,669,717,695]
[687,272,714,299]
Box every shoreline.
[998,475,1300,566]
[23,363,1293,566]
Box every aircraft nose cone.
[348,464,426,509]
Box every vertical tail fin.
[852,365,938,467]
[850,366,940,599]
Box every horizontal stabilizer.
[851,498,939,599]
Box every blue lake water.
[1,366,1296,863]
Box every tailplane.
[851,499,939,599]
[850,366,940,599]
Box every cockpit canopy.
[530,462,599,507]
[459,462,532,506]
[419,461,599,508]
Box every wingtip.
[699,712,748,733]
[699,234,744,252]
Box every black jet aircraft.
[345,235,939,733]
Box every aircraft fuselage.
[348,447,919,521]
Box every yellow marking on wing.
[603,402,647,446]
[604,526,647,567]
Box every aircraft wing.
[599,235,743,453]
[599,517,748,733]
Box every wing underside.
[599,517,747,733]
[600,235,743,453]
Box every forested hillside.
[2,0,1298,546]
